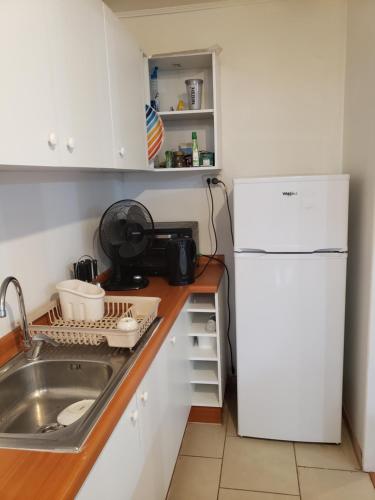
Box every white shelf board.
[189,345,217,361]
[159,109,214,121]
[152,166,219,173]
[190,363,219,385]
[149,52,212,71]
[191,385,220,407]
[188,332,216,338]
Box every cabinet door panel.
[77,395,142,500]
[162,313,191,482]
[134,342,170,500]
[0,0,58,167]
[51,0,113,168]
[104,5,147,170]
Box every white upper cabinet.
[104,5,148,170]
[49,0,113,168]
[0,0,148,170]
[0,0,58,167]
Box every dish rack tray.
[28,296,161,348]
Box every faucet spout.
[0,277,32,350]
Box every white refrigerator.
[234,174,349,443]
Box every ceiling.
[105,0,219,12]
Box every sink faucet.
[0,276,32,350]
[0,276,58,359]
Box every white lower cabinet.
[77,394,141,500]
[77,310,191,500]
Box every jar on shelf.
[174,151,186,168]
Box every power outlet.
[202,174,222,186]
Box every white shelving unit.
[186,279,227,408]
[146,49,221,172]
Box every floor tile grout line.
[219,486,300,497]
[297,464,366,473]
[178,453,222,460]
[293,442,302,499]
[217,393,232,500]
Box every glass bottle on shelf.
[192,131,199,167]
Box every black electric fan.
[99,200,155,290]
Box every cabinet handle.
[130,410,138,423]
[48,132,57,148]
[170,336,176,345]
[119,147,126,158]
[140,391,149,403]
[67,137,75,152]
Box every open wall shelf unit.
[145,49,221,172]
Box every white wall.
[120,0,347,357]
[121,0,347,253]
[343,0,375,472]
[0,171,124,338]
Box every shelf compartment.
[189,344,217,361]
[159,109,214,121]
[148,52,214,111]
[191,384,220,407]
[187,312,216,336]
[190,361,218,385]
[150,52,213,71]
[187,293,216,313]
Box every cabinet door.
[50,0,113,168]
[103,5,148,170]
[0,0,58,167]
[134,342,170,500]
[77,394,142,500]
[136,312,191,500]
[162,312,191,480]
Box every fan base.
[102,275,149,291]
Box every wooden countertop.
[0,259,224,500]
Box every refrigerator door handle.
[312,248,348,253]
[235,248,267,253]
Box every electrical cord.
[195,177,235,375]
[201,254,235,375]
[212,178,234,245]
[194,180,218,280]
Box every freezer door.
[233,175,349,252]
[235,252,347,442]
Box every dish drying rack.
[28,296,161,348]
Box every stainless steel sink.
[0,318,161,452]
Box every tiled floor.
[167,382,375,500]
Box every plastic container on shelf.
[56,279,105,322]
[185,79,203,110]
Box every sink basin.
[0,318,161,452]
[0,360,112,434]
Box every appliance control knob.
[119,147,125,158]
[48,132,57,148]
[67,137,75,152]
[170,336,176,345]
